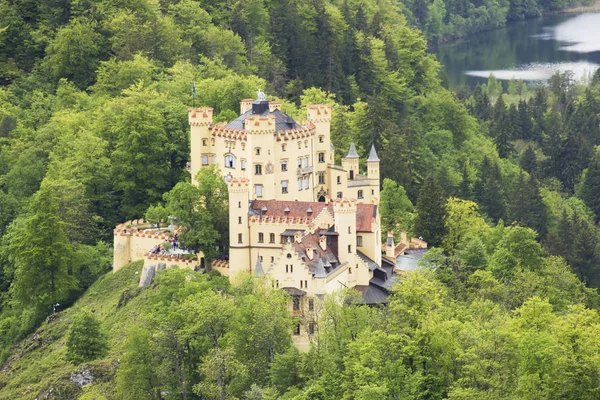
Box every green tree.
[443,197,489,253]
[43,18,103,88]
[66,308,107,364]
[3,185,77,312]
[414,174,447,247]
[115,327,160,400]
[380,178,414,237]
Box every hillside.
[0,262,144,399]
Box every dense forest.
[1,0,600,398]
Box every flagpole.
[192,81,196,108]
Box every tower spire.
[346,142,359,158]
[367,144,380,162]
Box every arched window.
[202,155,208,166]
[225,154,236,168]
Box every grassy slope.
[0,261,147,400]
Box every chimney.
[319,236,327,251]
[386,232,395,258]
[401,231,408,246]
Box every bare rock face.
[157,262,166,271]
[139,264,156,287]
[70,367,94,387]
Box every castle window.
[241,143,246,150]
[202,155,208,166]
[348,244,352,253]
[270,233,275,243]
[238,233,243,243]
[281,180,288,194]
[293,298,300,311]
[304,140,308,148]
[294,323,300,335]
[318,153,325,163]
[309,322,315,335]
[358,190,363,199]
[304,280,308,289]
[337,176,341,184]
[349,267,352,274]
[304,176,309,190]
[202,139,207,146]
[238,201,241,208]
[255,184,263,197]
[258,232,264,243]
[349,170,354,180]
[281,160,287,172]
[287,253,292,259]
[337,192,342,199]
[255,148,261,155]
[282,144,287,152]
[300,280,303,289]
[225,154,235,168]
[303,157,309,168]
[357,236,363,247]
[255,164,262,175]
[241,159,246,170]
[348,226,351,234]
[211,138,215,145]
[271,256,274,262]
[298,141,302,149]
[318,173,325,184]
[308,298,314,311]
[372,189,374,195]
[211,155,216,164]
[319,135,324,143]
[297,158,302,168]
[238,216,242,224]
[298,178,302,191]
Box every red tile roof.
[250,200,376,232]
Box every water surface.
[436,12,600,86]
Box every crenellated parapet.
[307,104,332,123]
[188,107,214,126]
[333,197,358,214]
[244,115,277,134]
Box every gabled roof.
[345,142,359,159]
[367,144,380,162]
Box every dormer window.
[284,206,290,215]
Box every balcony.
[297,166,313,176]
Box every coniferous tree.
[580,149,600,222]
[474,157,505,223]
[517,99,532,140]
[520,146,537,177]
[414,174,447,247]
[508,173,547,239]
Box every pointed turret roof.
[345,142,359,159]
[255,256,264,276]
[367,144,380,162]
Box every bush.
[66,309,107,364]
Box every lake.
[435,12,600,87]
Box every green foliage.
[66,309,107,364]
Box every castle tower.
[307,105,332,201]
[367,144,380,199]
[228,178,251,277]
[113,230,131,272]
[342,142,360,181]
[188,107,214,184]
[333,198,357,267]
[245,100,277,200]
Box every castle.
[113,97,426,344]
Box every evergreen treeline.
[403,0,596,42]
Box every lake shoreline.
[558,0,600,14]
